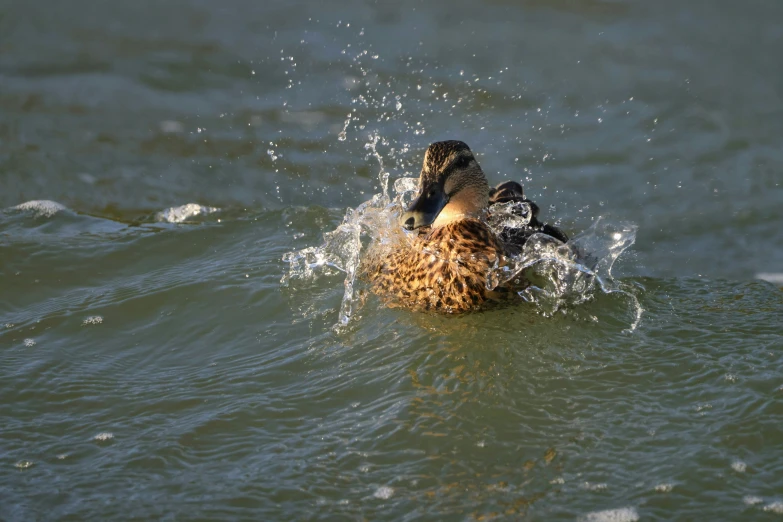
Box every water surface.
[2,1,783,520]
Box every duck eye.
[454,156,471,168]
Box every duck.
[363,140,568,313]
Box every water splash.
[282,188,400,326]
[364,133,391,205]
[494,214,641,328]
[282,151,639,329]
[337,113,352,141]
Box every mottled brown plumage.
[364,140,566,313]
[365,218,508,313]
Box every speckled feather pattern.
[364,218,519,313]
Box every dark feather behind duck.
[488,180,568,256]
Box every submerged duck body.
[364,140,567,313]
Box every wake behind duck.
[284,140,639,326]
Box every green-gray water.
[2,1,782,520]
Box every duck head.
[401,140,490,230]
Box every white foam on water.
[23,338,36,347]
[373,486,394,499]
[582,482,608,491]
[578,507,639,522]
[156,203,219,223]
[765,501,783,514]
[12,200,67,218]
[731,460,747,473]
[93,432,114,442]
[15,460,34,470]
[743,495,763,506]
[159,120,184,134]
[756,272,783,284]
[654,483,673,493]
[82,316,104,326]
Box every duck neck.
[432,186,488,228]
[432,205,485,228]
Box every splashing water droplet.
[283,148,639,329]
[337,114,352,141]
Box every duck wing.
[488,181,568,255]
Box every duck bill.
[400,183,447,230]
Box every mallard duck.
[364,140,567,313]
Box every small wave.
[12,200,68,218]
[156,203,219,223]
